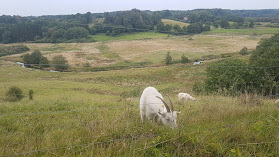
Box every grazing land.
[1,34,260,67]
[0,30,278,156]
[162,19,190,27]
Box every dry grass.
[162,19,189,27]
[1,34,260,66]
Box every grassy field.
[0,34,260,68]
[162,19,189,27]
[0,62,278,156]
[92,32,171,41]
[203,27,279,35]
[0,30,278,156]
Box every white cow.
[275,99,279,103]
[178,93,196,101]
[140,87,180,128]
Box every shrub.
[239,46,249,55]
[65,27,89,40]
[0,45,29,57]
[165,52,172,65]
[204,58,251,95]
[52,55,69,71]
[249,33,279,95]
[180,54,190,63]
[193,82,206,95]
[6,86,24,102]
[22,50,49,68]
[28,90,34,100]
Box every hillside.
[0,17,279,156]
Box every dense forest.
[1,9,279,44]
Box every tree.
[249,21,255,28]
[164,24,173,32]
[22,50,49,68]
[29,50,43,64]
[165,52,172,65]
[187,23,203,33]
[157,23,165,31]
[213,22,219,28]
[40,56,50,68]
[203,25,210,31]
[173,25,182,32]
[65,27,89,40]
[52,55,69,71]
[219,19,230,28]
[1,31,12,44]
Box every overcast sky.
[1,0,279,16]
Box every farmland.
[0,29,278,156]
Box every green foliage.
[165,51,172,65]
[5,86,24,102]
[249,33,279,95]
[103,9,158,31]
[52,55,69,71]
[239,46,249,55]
[65,27,89,40]
[1,31,12,44]
[193,82,206,95]
[219,19,230,28]
[0,45,29,57]
[22,50,49,68]
[198,34,279,96]
[187,23,203,33]
[180,54,190,63]
[249,21,255,28]
[28,90,34,100]
[204,58,250,95]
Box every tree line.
[1,9,279,44]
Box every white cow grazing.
[140,87,180,128]
[178,93,196,101]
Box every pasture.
[1,34,260,67]
[0,31,278,156]
[162,19,189,27]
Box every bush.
[249,33,279,95]
[204,58,251,95]
[65,27,89,40]
[6,86,24,102]
[193,82,206,95]
[180,54,190,63]
[28,90,34,100]
[0,45,29,57]
[22,50,49,68]
[52,55,69,71]
[239,46,249,55]
[197,34,279,96]
[165,52,172,65]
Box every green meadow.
[203,27,279,35]
[0,28,279,156]
[92,32,171,42]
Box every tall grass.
[0,64,278,156]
